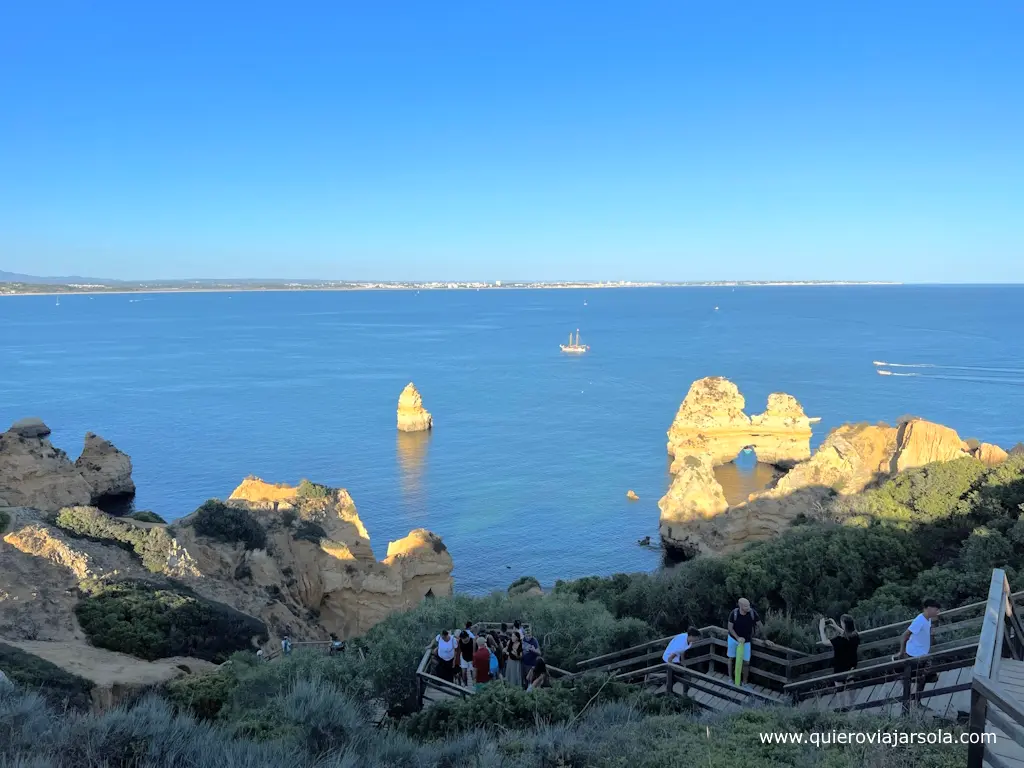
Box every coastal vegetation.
[0,642,93,711]
[56,505,174,572]
[129,510,167,524]
[192,499,267,550]
[74,580,267,662]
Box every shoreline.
[1,282,904,297]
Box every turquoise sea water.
[2,286,1023,594]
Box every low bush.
[0,642,93,711]
[192,499,267,550]
[0,680,966,767]
[297,479,332,500]
[75,580,267,662]
[508,575,541,596]
[401,674,695,739]
[129,510,166,524]
[55,505,172,573]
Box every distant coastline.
[0,279,902,296]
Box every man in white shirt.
[663,627,701,664]
[435,629,458,683]
[898,599,941,698]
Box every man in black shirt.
[727,597,771,688]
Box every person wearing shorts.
[727,597,771,688]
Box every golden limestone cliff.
[173,476,453,640]
[397,383,433,432]
[0,422,453,705]
[657,381,1009,558]
[666,377,812,469]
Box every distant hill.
[0,270,119,285]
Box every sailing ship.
[560,329,589,354]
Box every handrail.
[614,660,780,707]
[854,589,1024,640]
[577,625,806,670]
[785,641,980,694]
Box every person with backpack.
[726,598,771,689]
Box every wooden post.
[901,659,914,715]
[666,664,675,697]
[966,687,989,768]
[417,674,424,710]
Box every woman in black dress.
[820,614,859,710]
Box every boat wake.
[874,361,1024,374]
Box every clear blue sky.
[2,2,1021,282]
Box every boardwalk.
[980,659,1024,767]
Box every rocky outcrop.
[0,421,135,512]
[75,433,135,503]
[397,383,433,432]
[658,396,1012,558]
[666,378,811,468]
[0,506,150,642]
[658,454,729,557]
[1011,443,1024,457]
[973,443,1009,467]
[892,420,970,473]
[626,490,639,501]
[174,476,453,641]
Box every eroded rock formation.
[974,443,1010,467]
[75,432,135,504]
[657,379,1011,558]
[174,476,453,640]
[0,421,136,512]
[397,383,433,432]
[892,420,969,473]
[666,378,811,468]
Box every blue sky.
[2,2,1021,282]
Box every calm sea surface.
[2,286,1023,594]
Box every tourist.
[256,648,264,662]
[506,631,524,687]
[513,619,525,639]
[458,629,476,687]
[663,627,701,664]
[435,629,458,683]
[487,636,500,680]
[819,615,859,709]
[463,621,476,640]
[329,633,345,656]
[521,631,541,688]
[281,635,293,657]
[526,657,550,691]
[472,636,492,691]
[897,598,941,699]
[726,598,770,689]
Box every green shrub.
[508,575,541,596]
[75,580,267,662]
[401,674,695,739]
[296,479,332,500]
[192,499,267,550]
[0,642,93,711]
[130,510,167,524]
[55,505,173,572]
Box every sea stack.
[397,383,433,433]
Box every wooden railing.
[616,660,780,710]
[967,569,1024,768]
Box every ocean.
[2,286,1023,594]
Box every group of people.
[659,596,942,704]
[434,620,550,692]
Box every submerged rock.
[397,383,433,432]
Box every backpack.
[489,650,499,676]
